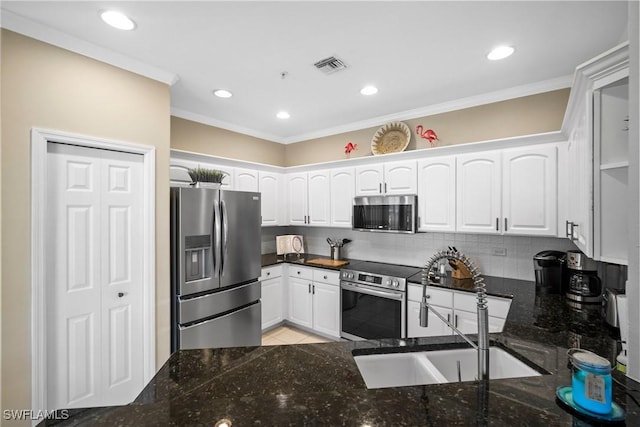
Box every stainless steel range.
[340,261,421,340]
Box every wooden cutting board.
[306,258,349,268]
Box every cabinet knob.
[266,272,271,276]
[117,292,126,298]
[323,275,328,280]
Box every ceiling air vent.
[313,56,348,75]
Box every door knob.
[118,292,126,298]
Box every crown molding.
[1,9,179,85]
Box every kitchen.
[1,1,639,425]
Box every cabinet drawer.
[261,265,283,280]
[312,269,340,285]
[407,284,453,306]
[453,291,512,319]
[288,266,313,280]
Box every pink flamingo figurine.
[416,125,439,147]
[344,142,358,158]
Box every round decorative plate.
[371,122,411,155]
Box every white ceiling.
[1,1,629,143]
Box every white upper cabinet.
[287,173,308,225]
[456,152,502,234]
[417,156,456,232]
[234,168,259,192]
[354,164,383,196]
[259,171,282,226]
[170,158,198,184]
[330,167,355,228]
[502,145,557,236]
[307,170,331,226]
[355,160,417,196]
[384,161,418,194]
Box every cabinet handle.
[496,218,499,231]
[312,285,315,295]
[565,220,573,239]
[297,271,301,275]
[379,183,382,193]
[308,283,311,293]
[504,218,508,231]
[384,183,387,193]
[571,223,578,242]
[454,314,458,328]
[447,313,451,323]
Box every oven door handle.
[341,282,404,301]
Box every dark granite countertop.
[47,262,640,426]
[261,252,366,271]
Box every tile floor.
[261,325,333,346]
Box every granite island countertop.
[47,260,640,426]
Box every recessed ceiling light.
[487,45,514,61]
[100,10,136,30]
[360,85,379,96]
[213,89,233,98]
[276,111,290,119]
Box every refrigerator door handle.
[221,199,229,277]
[213,199,221,278]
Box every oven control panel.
[340,270,406,291]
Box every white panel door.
[417,157,456,231]
[330,167,355,228]
[456,152,502,234]
[234,167,259,192]
[286,173,308,225]
[311,282,340,338]
[259,171,280,226]
[307,170,331,226]
[502,145,558,236]
[384,160,417,194]
[46,143,144,410]
[355,165,383,196]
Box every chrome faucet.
[420,249,490,381]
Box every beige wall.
[171,116,286,166]
[0,30,171,420]
[284,89,570,166]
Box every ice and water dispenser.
[184,235,212,283]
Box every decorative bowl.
[371,122,411,155]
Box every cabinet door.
[330,167,355,228]
[355,165,383,196]
[234,168,259,192]
[286,173,308,225]
[456,152,502,234]
[261,277,283,330]
[567,115,593,256]
[307,170,331,226]
[384,160,417,194]
[502,145,557,236]
[454,310,505,334]
[170,158,199,184]
[407,301,452,338]
[417,157,456,231]
[259,172,280,226]
[287,277,313,328]
[312,282,340,338]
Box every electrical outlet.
[493,247,507,256]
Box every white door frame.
[30,128,156,415]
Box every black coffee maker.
[565,250,602,304]
[533,250,566,294]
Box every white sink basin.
[424,347,542,382]
[353,347,542,389]
[353,352,447,389]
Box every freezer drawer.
[178,281,261,325]
[179,301,262,349]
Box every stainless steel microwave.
[352,195,417,233]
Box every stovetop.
[342,261,422,279]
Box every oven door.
[340,281,406,340]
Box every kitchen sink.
[353,352,447,389]
[353,346,543,389]
[423,347,542,382]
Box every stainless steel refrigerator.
[170,187,262,351]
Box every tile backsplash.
[262,226,578,281]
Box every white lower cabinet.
[261,266,284,330]
[286,266,340,338]
[407,284,511,338]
